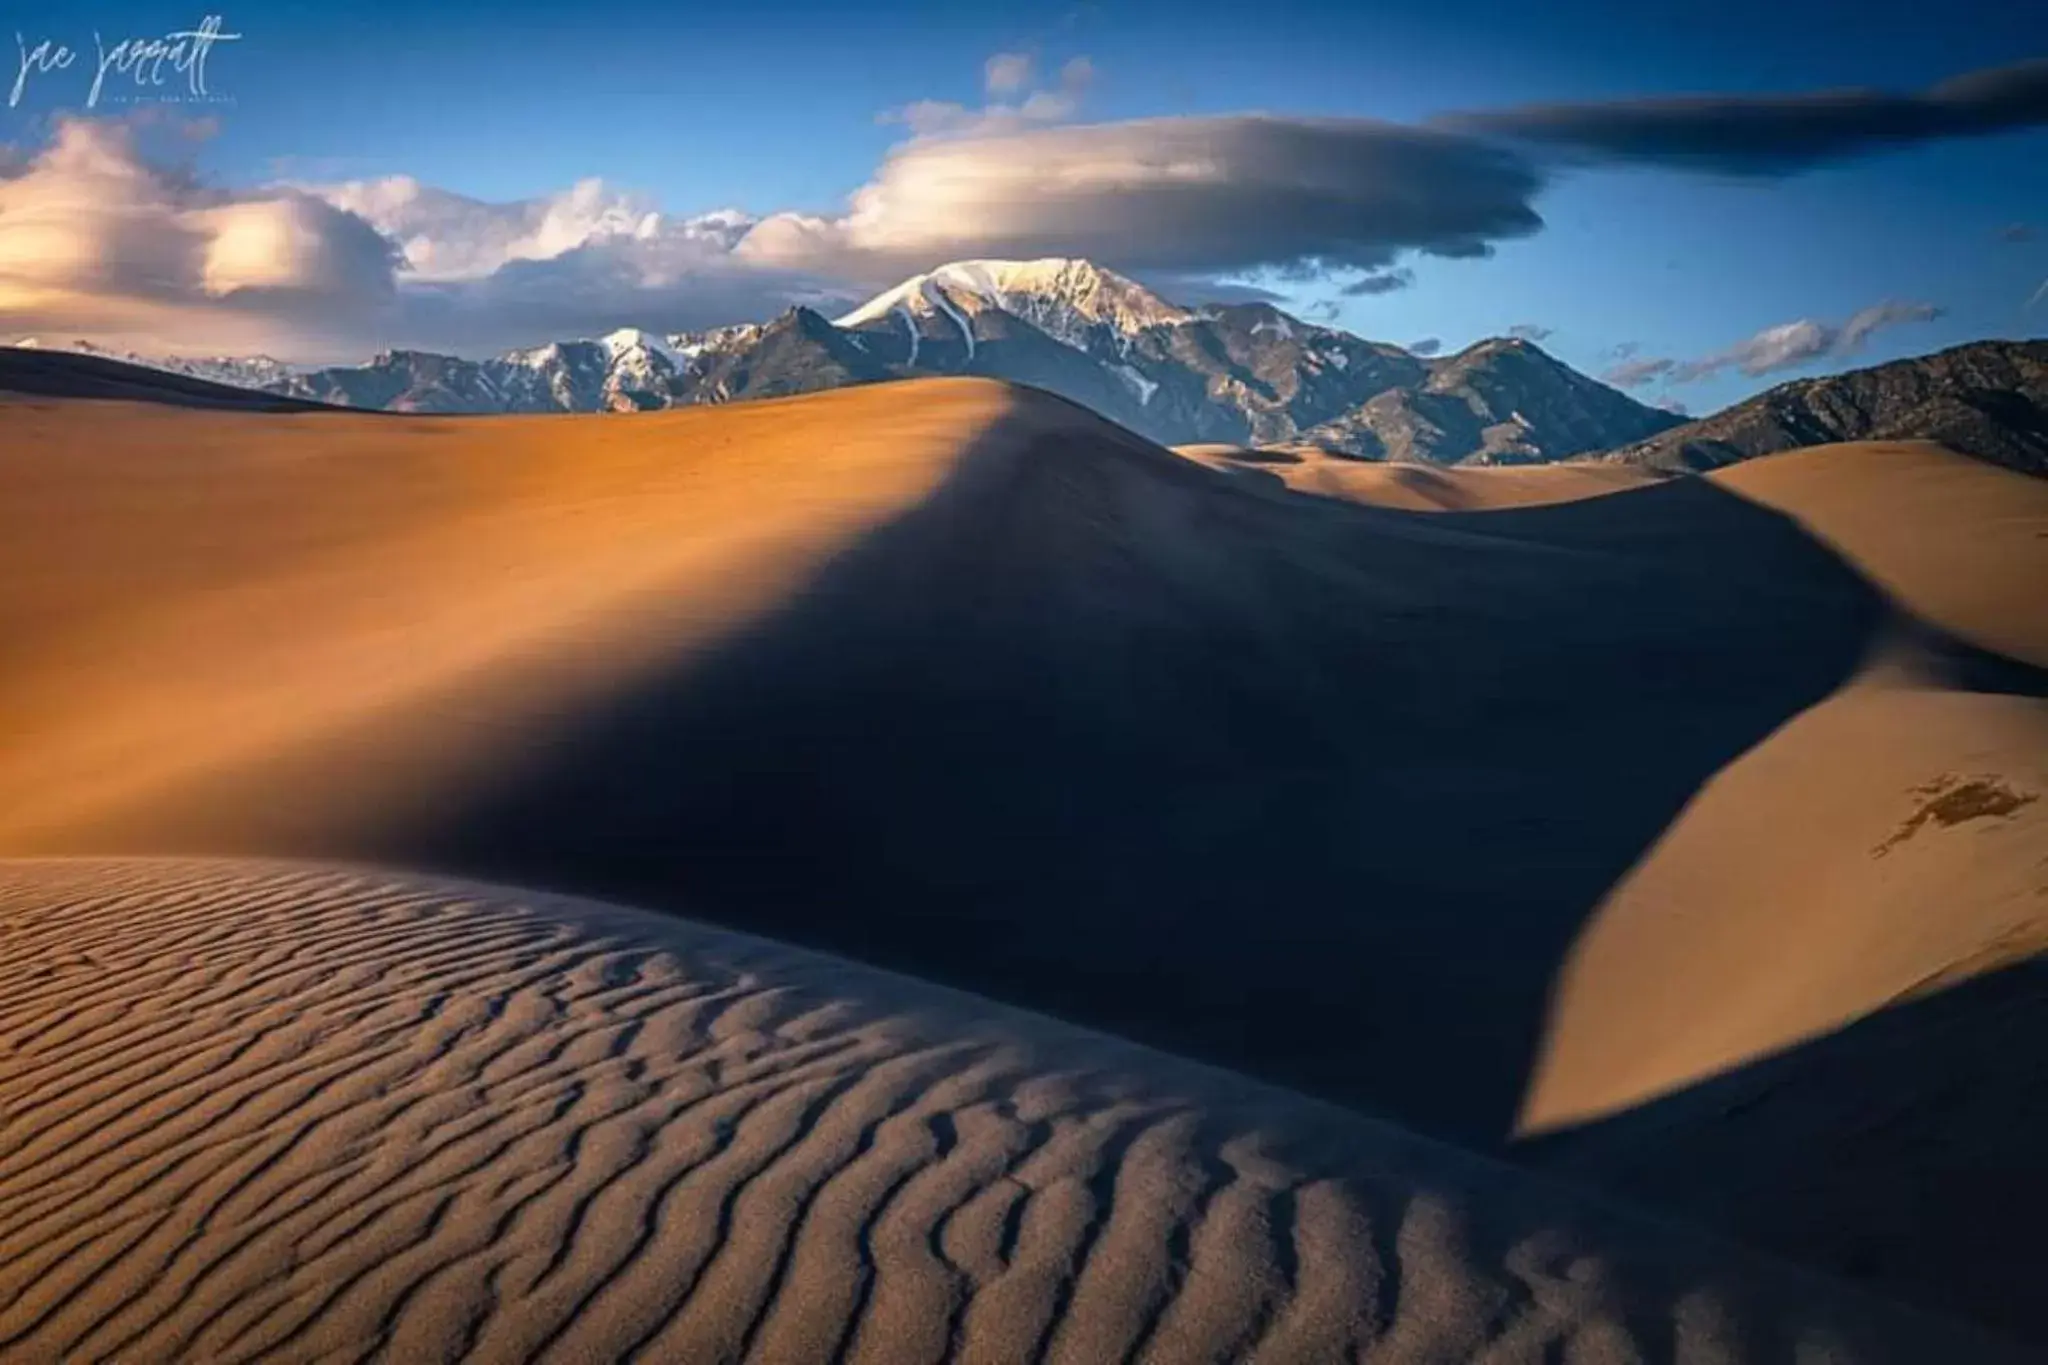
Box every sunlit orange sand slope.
[0,858,2015,1363]
[1172,443,1661,508]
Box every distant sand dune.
[1171,445,1660,509]
[0,859,2014,1363]
[1712,440,2048,670]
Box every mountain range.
[1599,339,2048,478]
[14,260,2045,474]
[11,259,1686,465]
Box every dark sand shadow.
[0,347,338,412]
[1521,957,2048,1347]
[346,402,1900,1144]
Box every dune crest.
[0,379,1022,847]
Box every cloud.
[1406,337,1443,356]
[1601,357,1675,388]
[1341,267,1414,295]
[1611,300,1946,387]
[1508,322,1554,341]
[1139,274,1288,306]
[1607,340,1641,360]
[739,115,1545,281]
[1443,59,2048,174]
[984,53,1035,97]
[0,116,398,355]
[304,175,753,282]
[0,116,841,358]
[293,179,838,353]
[881,54,1095,139]
[1654,397,1690,415]
[2000,223,2037,243]
[10,59,2029,361]
[1305,299,1341,323]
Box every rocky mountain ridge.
[12,260,1685,465]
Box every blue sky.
[3,0,2043,410]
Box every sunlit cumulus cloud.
[308,175,715,281]
[0,119,840,358]
[290,175,837,354]
[737,116,1545,281]
[0,117,397,355]
[1607,301,1944,387]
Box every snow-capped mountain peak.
[599,327,685,369]
[834,257,1193,355]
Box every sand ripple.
[0,859,2011,1363]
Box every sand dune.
[4,371,2045,1348]
[1522,639,2048,1136]
[0,378,1022,846]
[0,346,334,412]
[1172,444,1661,508]
[1506,444,2048,1340]
[1525,442,2048,1134]
[0,857,2016,1363]
[1711,440,2048,669]
[0,380,1909,1145]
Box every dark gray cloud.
[1407,337,1443,357]
[1305,300,1342,323]
[1601,357,1675,388]
[1341,267,1415,295]
[2002,222,2038,243]
[1655,397,1690,416]
[1508,322,1554,341]
[1442,59,2048,175]
[740,116,1547,280]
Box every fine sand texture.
[0,858,2018,1364]
[3,370,2045,1348]
[1171,445,1661,509]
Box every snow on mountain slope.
[835,258,1192,354]
[11,338,299,392]
[7,260,1687,463]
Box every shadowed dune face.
[0,348,336,412]
[0,858,2015,1364]
[0,379,1892,1143]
